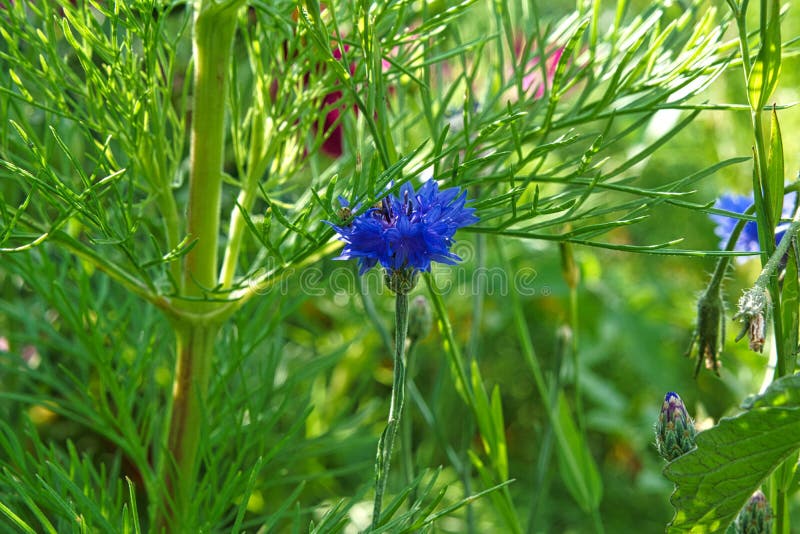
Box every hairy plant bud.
[734,287,768,353]
[734,490,773,534]
[688,289,725,376]
[385,268,419,295]
[655,392,696,462]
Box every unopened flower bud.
[688,289,724,376]
[385,268,419,295]
[655,392,696,462]
[407,295,432,342]
[734,287,768,353]
[734,490,773,534]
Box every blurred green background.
[1,0,799,531]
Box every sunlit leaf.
[665,375,800,533]
[747,0,782,111]
[765,108,785,227]
[555,392,603,512]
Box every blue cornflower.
[327,181,478,286]
[709,191,797,259]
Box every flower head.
[734,286,769,353]
[655,392,696,462]
[709,192,798,259]
[734,490,773,534]
[689,288,725,376]
[318,46,393,158]
[327,181,478,289]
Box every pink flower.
[317,45,392,158]
[522,46,564,99]
[507,34,569,102]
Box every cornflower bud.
[655,392,696,462]
[734,287,768,353]
[734,490,773,534]
[687,288,725,376]
[385,268,419,295]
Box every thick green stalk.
[158,1,241,529]
[183,3,240,294]
[162,320,220,528]
[371,291,409,530]
[735,0,789,526]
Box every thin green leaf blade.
[766,108,784,227]
[490,385,509,480]
[747,0,782,110]
[0,501,37,534]
[665,375,800,533]
[126,478,141,534]
[554,392,602,512]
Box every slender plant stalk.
[401,338,418,511]
[752,218,800,291]
[463,233,487,534]
[372,291,409,530]
[526,330,564,533]
[220,103,270,288]
[219,184,259,288]
[728,0,789,527]
[159,189,183,288]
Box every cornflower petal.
[710,191,798,261]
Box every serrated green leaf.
[765,108,784,227]
[747,0,782,111]
[665,375,800,533]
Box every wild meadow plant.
[0,0,797,532]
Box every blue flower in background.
[709,191,797,257]
[328,181,478,276]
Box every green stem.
[160,320,220,530]
[499,243,601,532]
[776,486,788,534]
[463,233,486,534]
[372,291,409,530]
[739,0,789,522]
[158,188,183,289]
[753,217,800,291]
[708,209,753,293]
[157,1,241,528]
[401,339,418,512]
[219,186,257,288]
[753,217,800,379]
[526,331,564,533]
[183,2,240,294]
[219,103,270,288]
